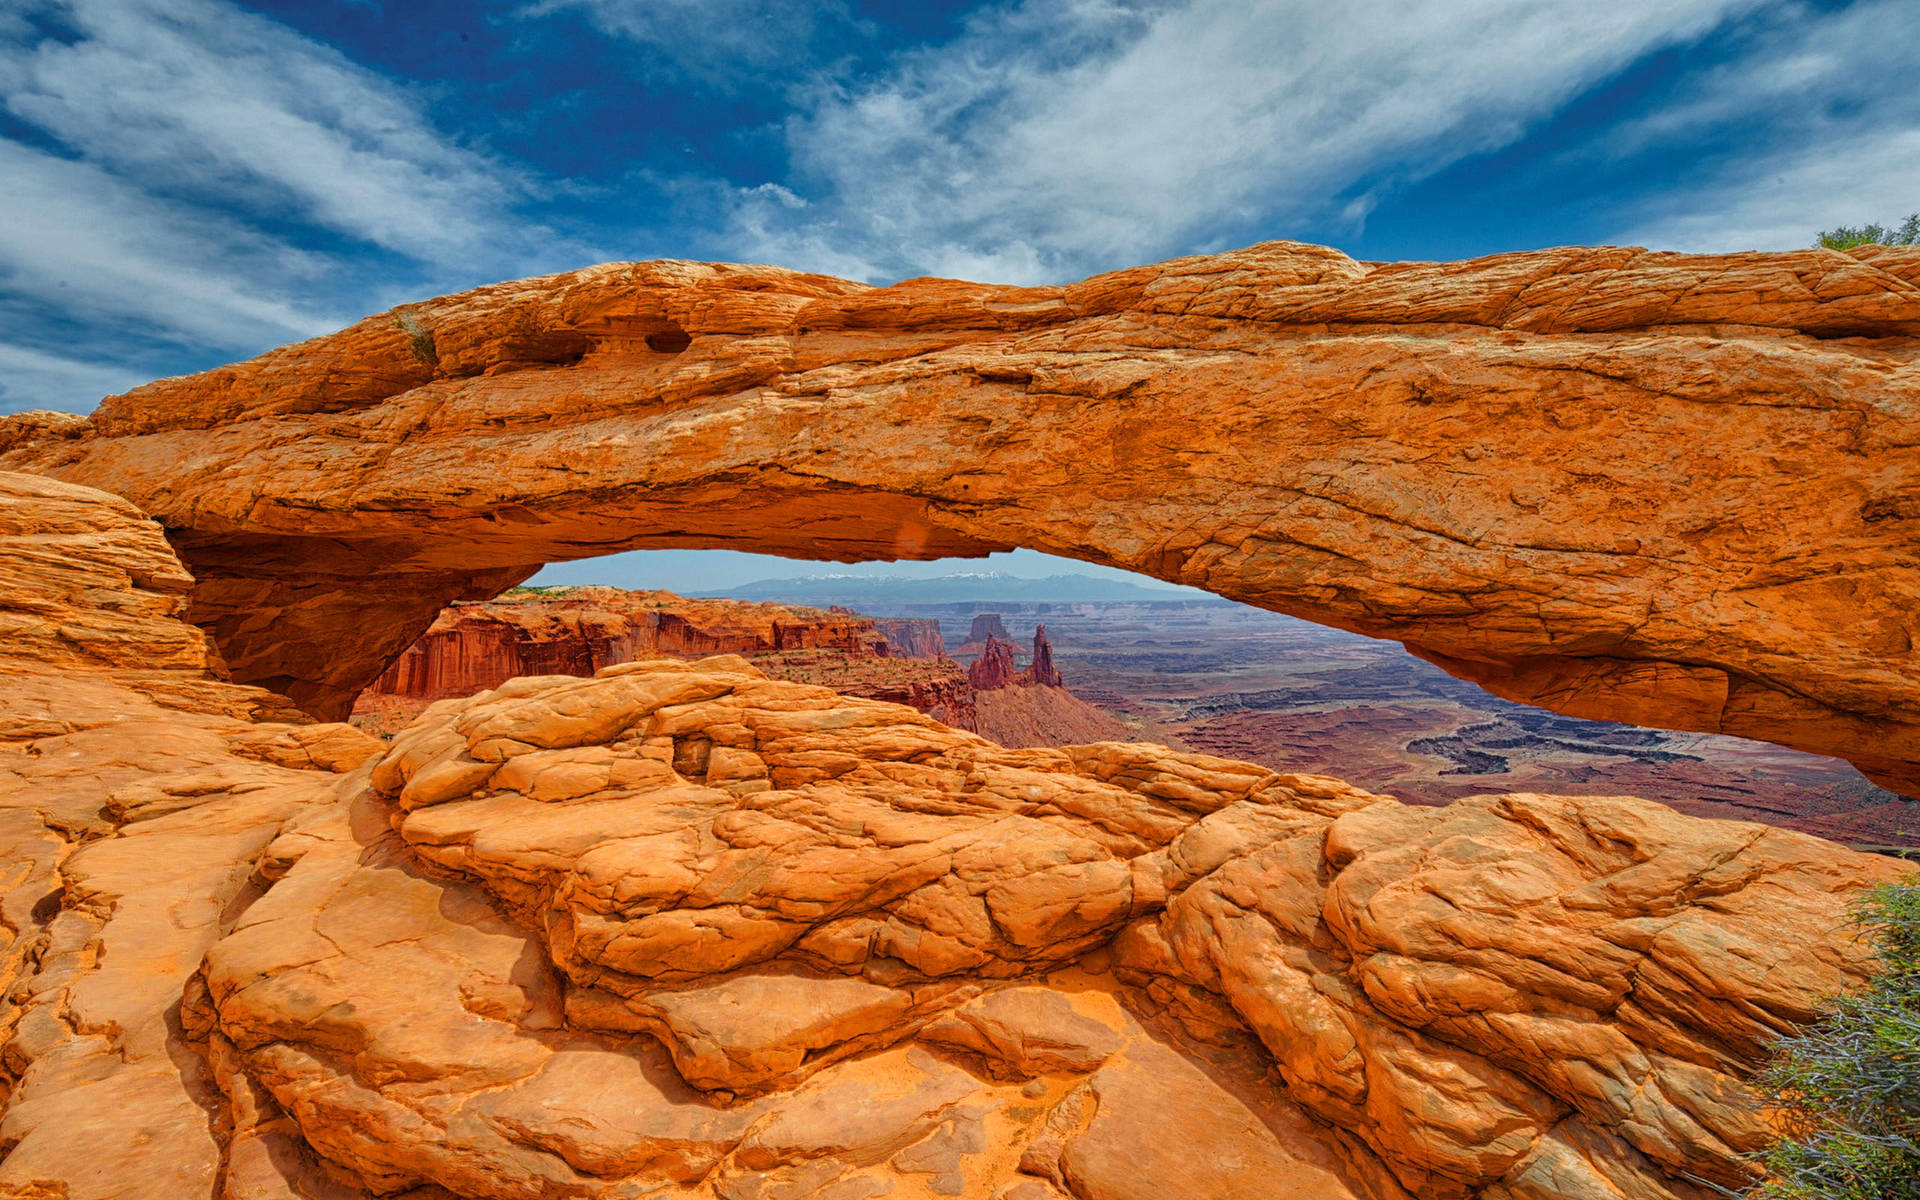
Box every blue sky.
[3,0,1915,591]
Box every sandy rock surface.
[0,441,1909,1196]
[0,471,382,1199]
[2,241,1914,795]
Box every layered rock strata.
[868,615,949,659]
[209,656,1902,1200]
[0,469,1909,1199]
[0,471,384,1196]
[968,614,1012,644]
[369,586,888,702]
[357,587,979,733]
[3,241,1913,791]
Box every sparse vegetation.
[392,308,439,366]
[1816,214,1920,250]
[1747,878,1920,1200]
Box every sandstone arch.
[3,240,1917,793]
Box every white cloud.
[0,0,571,413]
[1619,130,1920,253]
[0,139,341,349]
[1,0,531,259]
[1605,0,1920,251]
[718,0,1765,283]
[0,341,151,415]
[526,0,851,79]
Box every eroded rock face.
[3,241,1914,791]
[0,471,383,1198]
[969,634,1021,691]
[869,615,949,659]
[0,469,1910,1200]
[356,587,980,734]
[968,614,1012,645]
[366,586,889,702]
[206,657,1901,1200]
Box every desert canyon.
[0,238,1916,1199]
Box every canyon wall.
[367,587,886,701]
[868,615,949,658]
[2,240,1915,792]
[968,613,1012,644]
[359,588,979,733]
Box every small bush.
[1817,213,1920,250]
[1747,877,1920,1199]
[392,309,439,366]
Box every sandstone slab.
[2,242,1913,793]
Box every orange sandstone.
[0,241,1912,794]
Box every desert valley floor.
[889,598,1919,853]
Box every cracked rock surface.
[0,470,1907,1199]
[2,240,1915,793]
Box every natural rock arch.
[3,240,1917,793]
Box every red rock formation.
[365,586,886,703]
[3,240,1916,792]
[968,633,1020,690]
[751,648,978,731]
[968,613,1011,644]
[355,589,985,735]
[1023,623,1064,688]
[870,616,947,659]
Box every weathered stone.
[4,242,1914,792]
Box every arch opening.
[343,545,1916,854]
[1,239,1911,801]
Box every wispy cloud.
[0,139,341,348]
[1,0,531,258]
[0,0,555,413]
[1607,0,1920,251]
[525,0,855,81]
[716,0,1765,283]
[0,340,152,416]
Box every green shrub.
[1816,214,1920,250]
[392,309,439,366]
[1747,877,1920,1199]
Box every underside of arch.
[3,239,1916,794]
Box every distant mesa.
[351,588,1121,749]
[968,613,1010,643]
[355,587,977,734]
